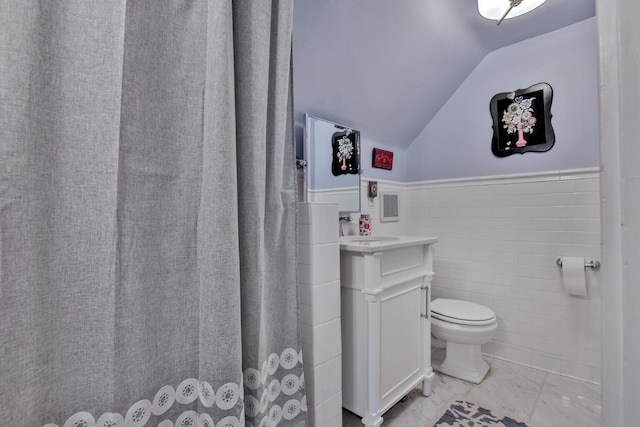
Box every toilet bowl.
[430,298,497,384]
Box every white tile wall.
[297,202,343,426]
[405,169,602,384]
[299,280,341,326]
[299,203,341,246]
[296,170,601,427]
[304,355,342,405]
[308,392,343,427]
[339,179,409,237]
[300,318,342,367]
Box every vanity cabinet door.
[379,283,423,403]
[340,240,436,425]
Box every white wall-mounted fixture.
[478,0,548,25]
[380,191,399,222]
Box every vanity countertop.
[339,235,438,253]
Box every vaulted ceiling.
[292,0,596,148]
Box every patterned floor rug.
[428,395,540,427]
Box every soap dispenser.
[359,214,371,236]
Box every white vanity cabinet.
[339,236,437,427]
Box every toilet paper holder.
[556,258,601,270]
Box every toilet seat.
[431,298,496,326]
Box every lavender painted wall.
[292,1,594,149]
[359,138,407,182]
[301,115,408,186]
[406,18,599,182]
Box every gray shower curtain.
[0,1,306,426]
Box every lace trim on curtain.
[42,348,306,427]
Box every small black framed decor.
[490,82,555,157]
[331,128,359,176]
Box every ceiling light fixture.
[478,0,548,25]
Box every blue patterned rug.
[429,395,540,427]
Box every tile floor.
[342,357,601,427]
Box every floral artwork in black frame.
[490,82,555,157]
[331,128,359,176]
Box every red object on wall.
[372,148,393,170]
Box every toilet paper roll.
[561,256,587,296]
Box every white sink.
[340,235,399,243]
[339,235,438,253]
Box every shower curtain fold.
[0,1,306,426]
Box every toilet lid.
[431,298,496,326]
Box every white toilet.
[430,298,498,384]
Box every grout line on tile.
[529,370,548,421]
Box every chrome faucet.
[339,215,353,237]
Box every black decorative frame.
[331,129,360,176]
[490,82,555,157]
